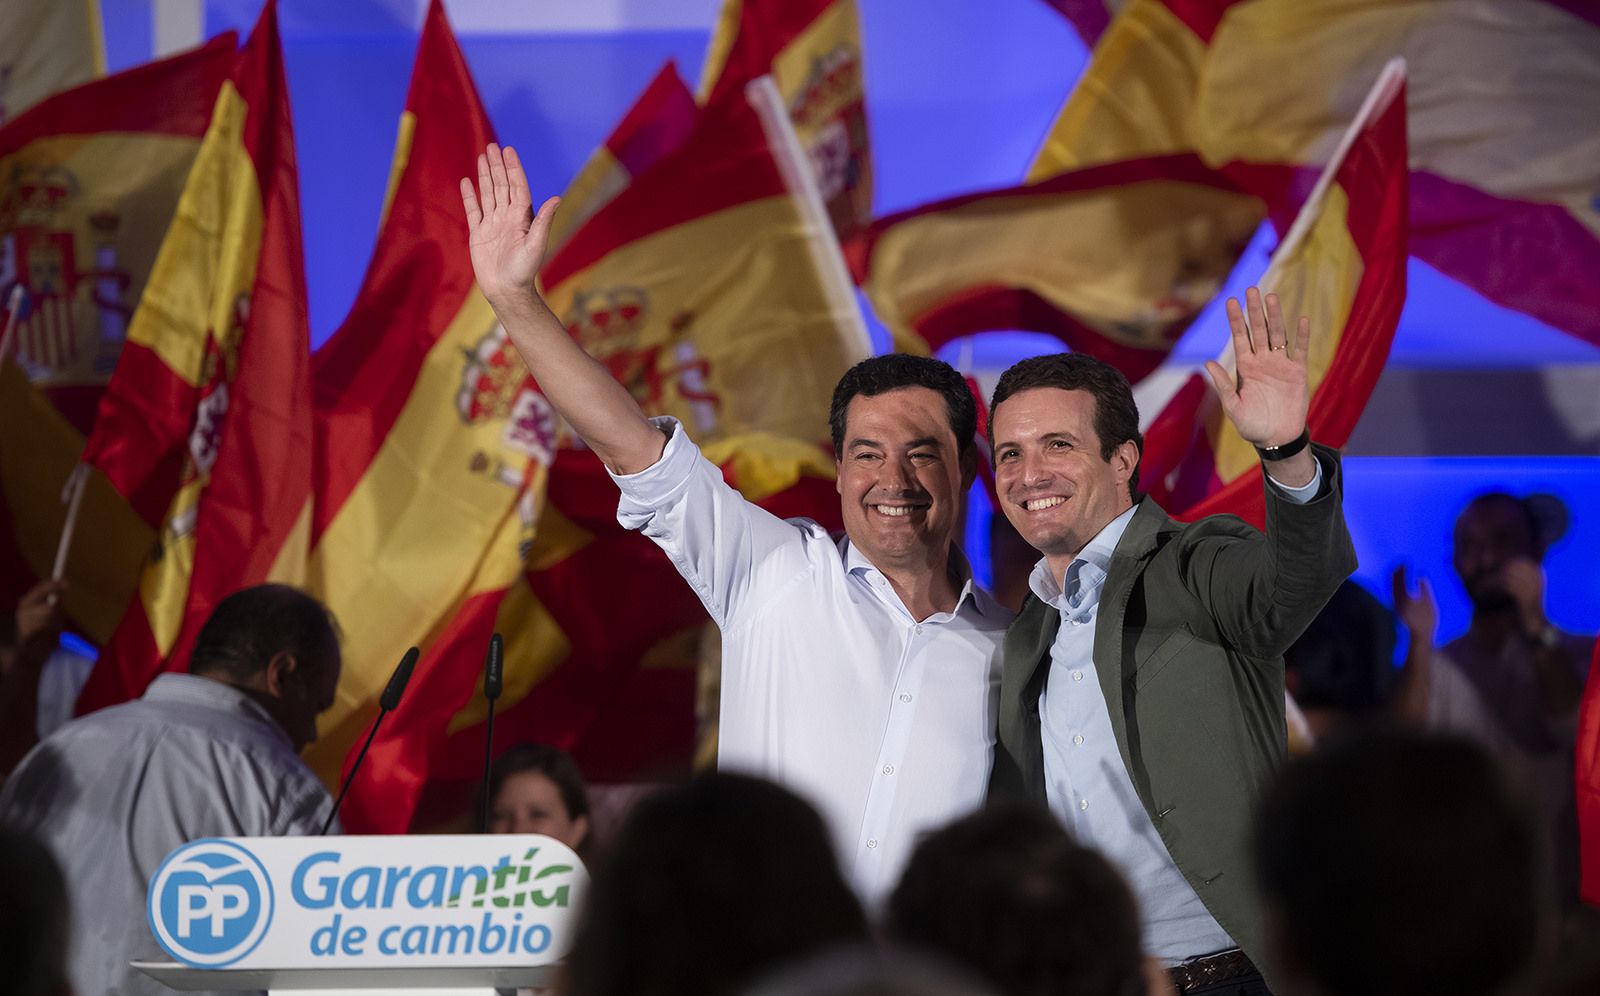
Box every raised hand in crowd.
[1389,565,1438,727]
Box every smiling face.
[488,770,590,848]
[992,387,1138,580]
[835,386,974,578]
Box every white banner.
[145,834,586,971]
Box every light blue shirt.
[1032,465,1322,963]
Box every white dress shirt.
[1032,466,1322,963]
[0,672,336,996]
[613,418,1011,904]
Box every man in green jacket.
[987,288,1356,995]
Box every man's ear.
[263,651,299,698]
[1114,439,1140,490]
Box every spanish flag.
[0,0,104,125]
[545,61,699,257]
[392,78,869,828]
[699,0,873,238]
[0,35,233,640]
[848,0,1261,375]
[848,159,1263,381]
[1140,63,1409,529]
[1579,639,1600,906]
[301,0,558,829]
[1035,0,1600,346]
[76,2,313,712]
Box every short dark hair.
[1254,732,1541,996]
[1458,491,1569,562]
[188,584,341,683]
[887,802,1145,996]
[483,742,590,831]
[829,354,976,459]
[0,828,72,996]
[989,354,1143,500]
[562,772,868,996]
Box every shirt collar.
[1027,504,1138,608]
[143,672,291,745]
[842,537,992,618]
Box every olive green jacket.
[989,445,1356,980]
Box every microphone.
[480,633,504,832]
[321,646,420,835]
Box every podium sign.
[144,834,586,975]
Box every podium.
[139,834,585,995]
[133,960,555,994]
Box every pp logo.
[148,840,274,966]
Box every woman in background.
[484,742,591,853]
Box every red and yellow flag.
[1579,639,1600,906]
[0,37,233,639]
[849,0,1261,377]
[545,61,698,256]
[848,158,1263,381]
[76,1,313,712]
[699,0,872,238]
[1140,64,1409,529]
[302,0,558,830]
[1035,0,1600,346]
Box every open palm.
[459,144,560,308]
[1204,287,1311,448]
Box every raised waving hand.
[458,144,665,473]
[1205,286,1316,486]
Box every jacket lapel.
[1095,499,1168,773]
[1001,593,1059,800]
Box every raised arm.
[1205,287,1316,489]
[460,143,666,474]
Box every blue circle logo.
[147,840,274,967]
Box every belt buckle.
[1169,948,1251,993]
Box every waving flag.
[699,0,872,238]
[1579,639,1600,906]
[1034,0,1600,347]
[301,0,559,830]
[1141,62,1409,529]
[848,158,1262,380]
[545,61,698,256]
[76,1,313,712]
[0,36,233,637]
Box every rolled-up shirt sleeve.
[611,417,812,629]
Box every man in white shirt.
[0,583,342,996]
[460,145,1009,902]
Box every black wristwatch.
[1255,428,1311,462]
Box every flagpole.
[0,285,24,365]
[745,75,875,362]
[51,463,91,581]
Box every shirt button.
[1079,799,1089,811]
[899,693,912,703]
[882,764,894,775]
[1071,618,1084,626]
[866,838,879,849]
[1072,734,1084,746]
[1071,671,1084,682]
